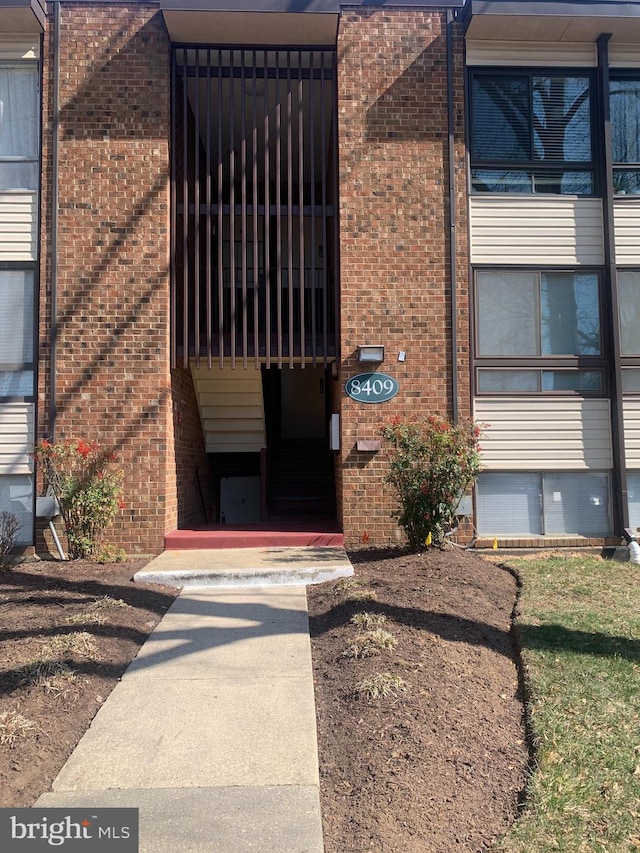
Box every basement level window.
[475,472,611,537]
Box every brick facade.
[34,3,469,555]
[39,4,174,554]
[337,8,469,548]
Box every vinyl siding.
[0,402,34,475]
[0,38,39,60]
[623,398,640,467]
[0,193,38,261]
[474,397,612,470]
[610,45,640,68]
[465,40,596,67]
[614,199,640,265]
[469,197,604,266]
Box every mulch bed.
[307,547,530,853]
[0,548,529,853]
[0,559,177,808]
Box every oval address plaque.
[345,373,399,404]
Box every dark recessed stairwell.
[268,439,336,521]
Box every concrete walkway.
[35,547,354,852]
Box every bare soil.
[0,558,177,808]
[0,548,529,853]
[308,547,529,853]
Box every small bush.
[356,672,408,700]
[381,415,482,550]
[90,595,130,610]
[18,660,76,690]
[0,711,38,746]
[343,628,397,659]
[351,612,387,629]
[0,511,20,568]
[334,577,377,603]
[35,438,124,560]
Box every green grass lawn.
[496,553,640,853]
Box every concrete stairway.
[190,361,266,454]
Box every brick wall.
[39,4,173,554]
[337,7,470,548]
[170,367,216,528]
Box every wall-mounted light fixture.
[357,345,385,364]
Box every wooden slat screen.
[171,46,339,369]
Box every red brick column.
[337,7,470,548]
[39,4,173,554]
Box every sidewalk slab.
[50,676,319,790]
[33,582,327,852]
[35,786,324,853]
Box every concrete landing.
[133,545,353,588]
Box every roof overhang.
[0,0,45,33]
[160,1,340,45]
[462,1,640,44]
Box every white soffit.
[465,16,640,45]
[162,11,339,45]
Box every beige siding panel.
[0,193,37,261]
[0,403,34,474]
[0,38,39,60]
[474,398,612,470]
[469,197,604,265]
[623,399,640,467]
[614,200,640,264]
[610,45,640,68]
[466,40,596,67]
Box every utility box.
[219,476,261,524]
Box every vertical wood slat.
[275,54,283,368]
[320,51,329,364]
[170,50,177,368]
[241,49,248,368]
[264,49,271,368]
[194,49,201,368]
[298,51,306,367]
[217,48,224,368]
[182,48,189,369]
[330,50,340,366]
[309,51,317,367]
[205,49,212,369]
[252,50,259,369]
[229,49,236,369]
[286,51,294,367]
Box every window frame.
[609,72,640,197]
[618,268,640,394]
[0,262,37,403]
[468,67,598,197]
[0,60,40,193]
[472,266,607,397]
[475,470,612,537]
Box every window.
[619,271,640,356]
[474,270,604,393]
[470,71,594,194]
[0,268,35,400]
[476,471,611,536]
[0,474,33,544]
[0,63,39,191]
[610,77,640,196]
[629,472,640,534]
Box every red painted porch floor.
[164,517,344,550]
